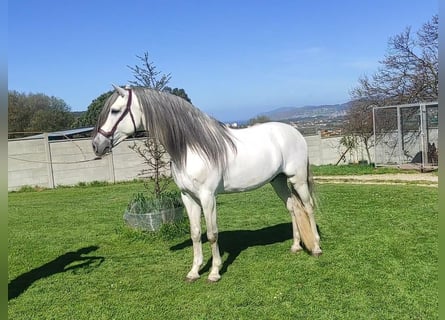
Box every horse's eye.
[110,109,120,114]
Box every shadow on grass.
[170,223,294,276]
[8,246,105,300]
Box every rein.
[98,89,137,138]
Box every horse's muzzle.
[92,134,112,156]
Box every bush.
[126,190,183,214]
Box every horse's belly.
[221,147,281,193]
[222,174,275,193]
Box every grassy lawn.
[310,164,423,176]
[8,180,438,319]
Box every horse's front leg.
[181,192,203,281]
[201,192,222,282]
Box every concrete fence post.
[318,133,323,165]
[43,133,55,189]
[108,152,116,183]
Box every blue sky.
[8,1,437,122]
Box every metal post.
[372,106,377,167]
[396,106,403,166]
[419,103,427,171]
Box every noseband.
[98,89,137,139]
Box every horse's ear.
[112,84,127,97]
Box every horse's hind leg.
[289,177,322,256]
[270,174,303,253]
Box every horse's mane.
[133,87,237,169]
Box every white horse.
[92,85,322,282]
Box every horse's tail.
[292,195,317,252]
[292,160,317,252]
[306,160,318,210]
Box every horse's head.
[92,85,143,156]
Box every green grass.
[8,181,438,319]
[311,164,421,176]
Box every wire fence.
[373,102,438,170]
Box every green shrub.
[126,190,183,214]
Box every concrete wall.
[8,136,147,191]
[8,138,51,190]
[305,134,373,166]
[8,134,372,191]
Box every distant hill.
[72,111,86,117]
[259,103,351,121]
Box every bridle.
[98,88,137,139]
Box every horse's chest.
[171,163,222,194]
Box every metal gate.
[372,102,438,170]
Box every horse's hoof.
[207,275,221,283]
[290,245,303,253]
[207,278,220,283]
[206,279,219,284]
[312,249,323,257]
[185,276,199,283]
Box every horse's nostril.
[92,141,102,156]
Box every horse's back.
[230,122,307,160]
[222,122,308,192]
[251,122,308,173]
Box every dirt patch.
[314,173,438,187]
